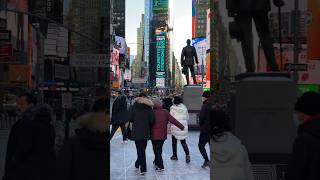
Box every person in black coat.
[110,91,129,142]
[3,93,55,180]
[198,91,213,168]
[55,111,108,180]
[129,93,155,175]
[287,92,320,180]
[162,96,173,111]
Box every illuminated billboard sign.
[156,35,166,72]
[153,0,168,12]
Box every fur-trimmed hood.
[76,113,108,133]
[133,97,154,107]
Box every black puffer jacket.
[129,97,155,141]
[3,104,55,180]
[287,115,320,180]
[199,100,212,134]
[55,113,108,180]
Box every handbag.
[182,66,188,75]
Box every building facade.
[193,0,209,38]
[113,0,125,38]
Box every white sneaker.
[124,140,128,144]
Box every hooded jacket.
[129,97,155,141]
[55,113,108,180]
[287,115,320,180]
[210,132,254,180]
[170,103,189,140]
[3,104,55,180]
[151,101,184,140]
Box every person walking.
[55,99,108,180]
[129,93,155,175]
[198,91,212,168]
[181,39,199,85]
[162,95,173,112]
[287,92,320,180]
[209,109,254,180]
[110,91,129,143]
[3,93,56,180]
[169,96,190,163]
[151,98,184,171]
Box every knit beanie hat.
[294,91,320,115]
[202,91,211,98]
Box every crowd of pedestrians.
[2,92,109,180]
[2,89,320,179]
[110,89,320,180]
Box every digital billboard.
[156,34,166,87]
[153,0,168,12]
[192,0,196,38]
[156,35,166,72]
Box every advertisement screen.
[258,44,320,84]
[153,0,168,12]
[156,35,166,73]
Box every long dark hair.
[209,109,231,142]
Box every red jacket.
[151,102,184,140]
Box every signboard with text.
[70,54,109,67]
[156,35,166,73]
[153,0,168,12]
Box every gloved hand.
[274,0,285,7]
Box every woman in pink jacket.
[151,98,184,171]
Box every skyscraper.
[113,0,125,38]
[193,0,209,38]
[66,0,101,53]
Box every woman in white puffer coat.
[169,96,190,163]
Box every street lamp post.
[198,46,206,87]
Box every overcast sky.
[125,0,192,62]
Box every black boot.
[186,155,190,163]
[170,155,178,160]
[201,160,210,168]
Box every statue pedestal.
[211,73,298,179]
[183,85,202,130]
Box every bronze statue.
[181,39,199,85]
[227,0,284,72]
